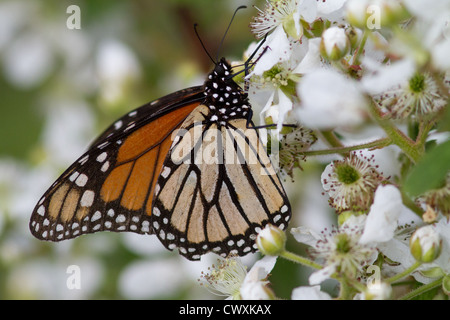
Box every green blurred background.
[0,0,329,299]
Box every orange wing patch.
[100,102,200,214]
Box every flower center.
[335,163,360,185]
[335,233,352,254]
[263,65,289,87]
[409,73,425,93]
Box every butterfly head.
[203,58,250,123]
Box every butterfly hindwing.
[152,106,291,260]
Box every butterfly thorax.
[203,58,250,126]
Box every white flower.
[359,185,405,244]
[198,255,248,299]
[291,285,332,300]
[198,255,277,300]
[296,69,367,129]
[371,71,448,119]
[321,152,385,212]
[291,215,378,285]
[251,0,302,39]
[248,37,307,132]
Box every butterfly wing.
[30,87,204,241]
[152,105,291,260]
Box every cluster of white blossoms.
[201,0,449,300]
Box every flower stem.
[398,277,443,300]
[301,137,392,157]
[320,130,345,148]
[279,250,322,270]
[368,100,422,163]
[353,29,369,66]
[385,261,422,284]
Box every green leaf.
[404,139,450,196]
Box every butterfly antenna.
[215,5,247,62]
[227,33,269,82]
[194,23,216,65]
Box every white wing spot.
[101,161,110,172]
[80,190,95,207]
[75,174,88,187]
[116,214,126,223]
[114,120,123,130]
[91,211,101,222]
[161,166,171,178]
[141,220,150,233]
[37,205,45,216]
[96,152,107,162]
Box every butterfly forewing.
[30,89,203,241]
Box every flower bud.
[410,225,442,263]
[345,27,363,50]
[256,224,286,256]
[320,27,350,61]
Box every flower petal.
[291,285,332,300]
[309,264,336,285]
[359,185,404,244]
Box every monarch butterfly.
[29,18,291,261]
